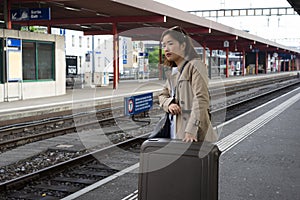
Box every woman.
[159,26,217,142]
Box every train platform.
[70,78,300,200]
[0,72,299,199]
[0,72,298,124]
[0,72,298,180]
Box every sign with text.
[66,55,78,76]
[11,8,51,21]
[124,93,153,115]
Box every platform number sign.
[124,93,153,116]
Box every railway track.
[0,105,159,153]
[0,75,298,153]
[0,76,299,199]
[0,136,144,199]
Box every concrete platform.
[0,72,299,200]
[70,84,300,200]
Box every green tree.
[148,47,160,70]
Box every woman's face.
[162,34,185,65]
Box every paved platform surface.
[71,85,300,200]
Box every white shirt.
[170,67,178,139]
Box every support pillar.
[255,51,259,75]
[265,52,268,74]
[226,47,229,78]
[242,49,246,76]
[209,48,212,79]
[113,23,119,89]
[203,44,206,65]
[4,0,12,29]
[47,24,51,34]
[278,57,281,73]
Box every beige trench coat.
[159,58,218,142]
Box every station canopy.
[1,0,300,56]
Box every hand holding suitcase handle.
[182,132,198,142]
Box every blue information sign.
[124,93,153,115]
[11,8,51,21]
[7,38,21,47]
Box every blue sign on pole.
[7,38,21,47]
[11,8,51,21]
[122,39,127,64]
[124,93,153,116]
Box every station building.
[0,29,65,102]
[0,27,137,102]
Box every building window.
[79,36,82,48]
[22,41,55,81]
[72,35,75,47]
[87,37,90,48]
[37,43,54,80]
[98,57,101,68]
[22,42,36,80]
[97,38,101,49]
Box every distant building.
[51,28,134,86]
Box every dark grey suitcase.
[138,138,221,200]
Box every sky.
[154,0,300,48]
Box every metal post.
[242,49,246,76]
[278,56,281,73]
[265,52,268,74]
[113,23,119,89]
[209,48,212,79]
[226,47,229,78]
[4,0,12,29]
[292,56,295,71]
[255,51,258,75]
[47,24,51,34]
[203,44,206,65]
[92,35,95,84]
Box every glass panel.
[22,42,36,80]
[37,43,54,80]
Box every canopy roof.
[0,0,299,55]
